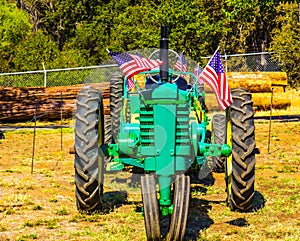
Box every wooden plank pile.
[0,83,110,122]
[0,72,290,122]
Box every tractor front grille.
[140,105,155,146]
[175,104,191,155]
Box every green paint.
[106,72,232,216]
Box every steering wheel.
[148,49,183,83]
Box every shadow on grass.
[159,198,216,239]
[225,191,265,229]
[97,173,265,239]
[183,184,216,240]
[185,199,215,240]
[253,190,266,211]
[184,183,265,240]
[226,217,249,227]
[100,191,129,213]
[226,218,249,227]
[101,190,143,214]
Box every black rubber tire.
[104,115,112,146]
[141,175,161,241]
[227,88,256,211]
[167,174,190,241]
[103,115,112,165]
[212,114,226,173]
[110,71,124,142]
[74,86,104,212]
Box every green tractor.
[73,26,256,240]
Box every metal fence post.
[224,51,228,72]
[42,62,47,87]
[31,101,37,174]
[267,88,274,154]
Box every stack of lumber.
[0,83,110,122]
[0,72,290,122]
[227,72,290,110]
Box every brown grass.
[0,105,300,240]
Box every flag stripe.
[198,50,232,110]
[174,53,187,72]
[109,52,163,90]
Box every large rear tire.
[212,114,226,173]
[74,86,104,212]
[227,88,256,212]
[110,71,124,142]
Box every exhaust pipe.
[160,25,169,82]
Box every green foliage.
[14,30,60,71]
[0,1,31,71]
[269,3,300,87]
[0,0,299,86]
[0,2,31,46]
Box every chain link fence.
[0,52,283,87]
[0,65,119,87]
[224,52,283,72]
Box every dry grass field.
[0,89,300,241]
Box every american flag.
[174,53,188,72]
[109,52,163,90]
[194,65,203,83]
[198,50,232,110]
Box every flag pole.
[212,46,220,59]
[195,46,220,81]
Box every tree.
[17,0,104,50]
[0,0,31,71]
[14,30,60,71]
[3,0,299,88]
[269,3,300,87]
[223,0,300,53]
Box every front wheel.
[226,88,256,212]
[141,175,161,240]
[167,174,190,241]
[110,71,124,142]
